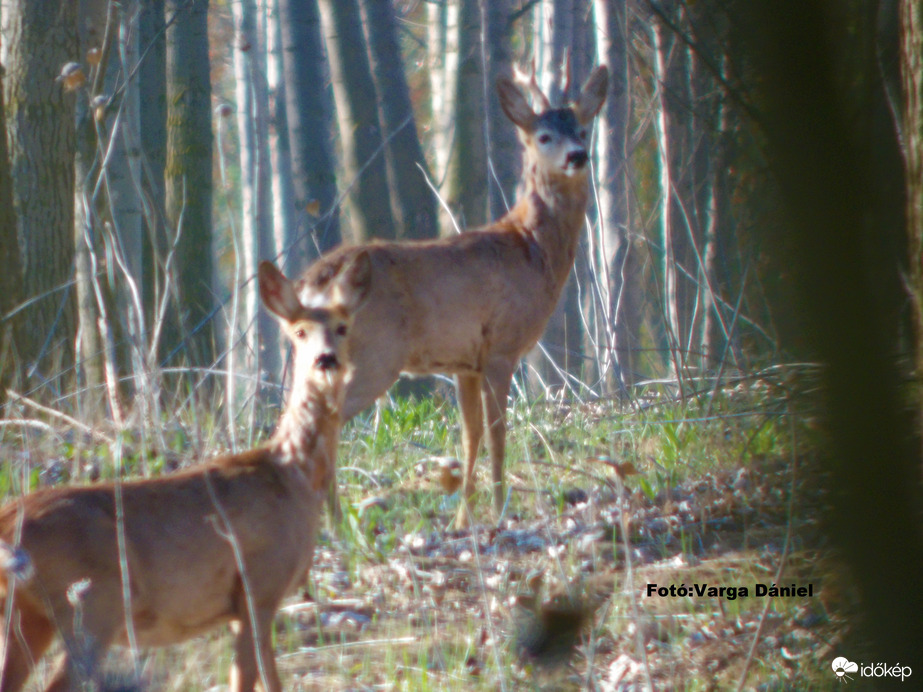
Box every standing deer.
[0,254,371,692]
[297,65,608,528]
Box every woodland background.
[1,0,923,686]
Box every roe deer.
[297,65,608,528]
[0,254,371,692]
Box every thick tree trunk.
[0,49,24,404]
[901,0,923,389]
[445,0,487,233]
[4,0,78,385]
[164,0,215,369]
[736,0,923,670]
[318,0,396,243]
[361,0,437,240]
[278,0,341,262]
[483,0,518,220]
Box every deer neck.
[514,161,589,286]
[270,378,342,471]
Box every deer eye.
[335,324,348,337]
[578,128,588,140]
[294,327,307,340]
[538,133,552,144]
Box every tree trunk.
[164,0,215,369]
[264,0,293,384]
[735,0,923,669]
[483,0,518,220]
[444,0,487,233]
[900,0,923,391]
[231,0,280,407]
[427,0,458,191]
[0,47,24,404]
[593,0,637,394]
[4,0,78,387]
[278,0,341,263]
[73,0,109,418]
[361,0,437,240]
[318,0,396,243]
[652,18,685,384]
[139,0,167,337]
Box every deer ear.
[574,65,608,125]
[259,261,302,321]
[497,77,537,131]
[331,251,372,313]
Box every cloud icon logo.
[832,657,858,679]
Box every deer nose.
[315,352,339,371]
[566,149,588,168]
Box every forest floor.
[5,369,849,691]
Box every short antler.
[512,59,551,112]
[561,49,573,103]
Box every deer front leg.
[482,364,513,516]
[0,598,54,692]
[454,373,484,529]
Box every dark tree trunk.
[0,49,24,403]
[483,0,518,220]
[139,0,167,337]
[164,0,215,368]
[900,0,923,394]
[361,0,437,240]
[318,0,396,243]
[735,0,923,670]
[278,0,341,264]
[4,0,78,385]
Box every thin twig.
[7,390,114,444]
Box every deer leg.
[44,581,122,692]
[229,609,281,692]
[454,373,485,529]
[0,598,54,692]
[482,365,513,515]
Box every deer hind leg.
[482,365,513,516]
[0,597,54,692]
[454,373,485,529]
[229,609,281,692]
[43,598,120,692]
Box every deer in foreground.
[0,254,371,692]
[297,65,608,528]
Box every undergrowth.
[0,371,844,691]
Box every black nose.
[315,353,339,371]
[566,149,588,168]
